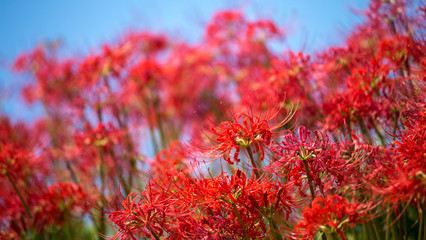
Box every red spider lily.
[236,51,319,128]
[34,182,88,228]
[193,216,239,240]
[114,169,298,239]
[13,46,85,107]
[74,122,124,152]
[0,117,44,235]
[314,0,425,135]
[149,141,191,178]
[108,190,172,240]
[293,195,373,240]
[371,96,426,212]
[194,105,295,165]
[171,170,297,238]
[269,126,365,196]
[205,10,245,48]
[0,117,91,236]
[0,143,34,177]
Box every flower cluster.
[293,195,372,240]
[1,0,425,239]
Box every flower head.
[293,195,372,240]
[194,105,295,164]
[108,191,169,240]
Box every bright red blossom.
[197,107,295,164]
[293,195,372,240]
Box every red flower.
[108,191,169,240]
[293,195,372,240]
[269,126,367,196]
[371,97,426,212]
[35,182,88,227]
[194,106,295,164]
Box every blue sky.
[0,0,369,120]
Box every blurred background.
[0,0,369,121]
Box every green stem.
[301,159,327,240]
[423,205,426,240]
[402,204,407,240]
[371,119,386,145]
[148,120,159,154]
[419,206,424,240]
[95,106,107,240]
[246,146,260,179]
[371,218,381,240]
[65,161,79,184]
[385,211,391,240]
[302,159,315,200]
[391,209,401,240]
[114,111,136,191]
[357,117,372,144]
[149,226,161,240]
[362,223,370,239]
[398,203,406,240]
[98,147,106,196]
[154,106,167,149]
[346,115,354,153]
[352,226,359,240]
[97,147,106,239]
[330,232,338,240]
[393,110,399,144]
[109,148,131,195]
[231,202,249,240]
[268,217,283,240]
[6,171,32,218]
[64,220,72,240]
[391,216,399,240]
[318,172,326,197]
[20,231,28,240]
